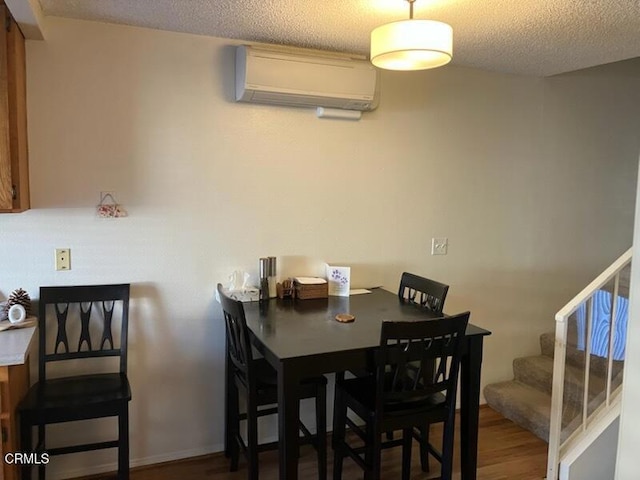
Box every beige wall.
[0,16,638,478]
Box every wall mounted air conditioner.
[235,45,379,112]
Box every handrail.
[555,247,632,322]
[547,247,632,480]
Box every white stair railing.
[546,248,632,480]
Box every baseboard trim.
[55,444,224,480]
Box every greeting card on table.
[327,265,350,297]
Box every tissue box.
[294,278,328,300]
[225,288,260,303]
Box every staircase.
[484,248,631,479]
[483,333,555,442]
[483,330,622,443]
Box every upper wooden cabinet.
[0,3,28,212]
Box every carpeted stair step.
[483,380,583,443]
[483,380,552,441]
[540,330,582,361]
[513,355,607,408]
[540,331,624,378]
[540,331,555,358]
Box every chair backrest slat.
[376,312,469,413]
[100,301,116,350]
[398,272,449,313]
[53,303,70,354]
[217,284,254,388]
[38,284,130,381]
[78,302,93,352]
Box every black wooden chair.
[398,272,449,313]
[18,284,132,480]
[395,271,450,469]
[332,312,469,480]
[218,284,327,480]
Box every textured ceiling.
[37,0,640,76]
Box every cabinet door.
[0,363,30,480]
[0,4,28,212]
[0,5,12,210]
[1,366,11,480]
[0,376,4,480]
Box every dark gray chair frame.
[393,272,452,469]
[332,312,469,480]
[398,272,449,313]
[218,284,327,480]
[18,284,132,480]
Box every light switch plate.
[431,238,448,255]
[55,248,71,271]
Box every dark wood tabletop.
[243,288,490,360]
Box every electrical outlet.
[431,238,448,255]
[55,248,71,271]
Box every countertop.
[0,325,36,366]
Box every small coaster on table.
[335,313,355,323]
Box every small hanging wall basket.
[97,193,128,218]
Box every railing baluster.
[547,318,568,480]
[583,297,593,431]
[606,273,620,407]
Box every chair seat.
[338,375,446,417]
[238,358,327,405]
[19,373,131,422]
[254,358,279,385]
[254,358,327,387]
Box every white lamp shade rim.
[371,50,452,70]
[370,19,453,71]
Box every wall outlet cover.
[55,248,71,271]
[431,238,448,255]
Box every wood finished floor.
[79,407,547,480]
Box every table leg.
[278,361,301,480]
[460,336,484,480]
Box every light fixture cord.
[407,0,416,19]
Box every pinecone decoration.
[7,288,32,317]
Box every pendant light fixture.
[370,0,453,71]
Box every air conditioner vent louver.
[235,45,378,112]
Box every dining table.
[226,287,491,480]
